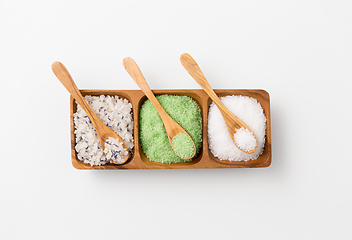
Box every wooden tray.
[70,89,271,169]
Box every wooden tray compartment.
[70,89,271,169]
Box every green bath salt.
[139,95,202,164]
[172,133,195,159]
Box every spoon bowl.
[52,61,129,164]
[180,53,258,154]
[123,57,196,160]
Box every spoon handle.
[180,53,217,98]
[123,57,168,116]
[51,62,100,129]
[180,53,240,128]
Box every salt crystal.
[207,95,266,161]
[234,127,257,151]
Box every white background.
[1,0,351,239]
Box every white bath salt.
[234,127,257,152]
[208,95,266,161]
[73,95,134,166]
[104,137,128,164]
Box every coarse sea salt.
[73,95,134,166]
[207,95,266,161]
[234,127,257,152]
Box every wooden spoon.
[180,53,258,154]
[123,57,196,160]
[52,61,129,164]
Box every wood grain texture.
[123,57,196,159]
[52,62,129,164]
[180,53,258,154]
[70,89,271,169]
